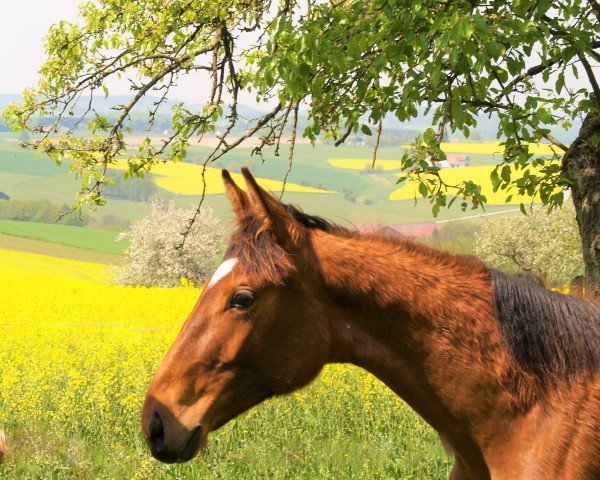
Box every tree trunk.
[562,111,600,297]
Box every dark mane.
[285,204,350,235]
[491,269,600,383]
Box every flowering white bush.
[474,204,583,284]
[113,201,225,287]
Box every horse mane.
[285,204,484,271]
[285,205,349,236]
[229,203,600,385]
[491,269,600,384]
[229,202,485,279]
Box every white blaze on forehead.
[206,258,238,289]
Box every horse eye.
[229,291,255,310]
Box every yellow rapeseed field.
[389,164,560,204]
[327,158,405,170]
[0,249,449,478]
[328,143,562,172]
[432,142,562,156]
[112,162,333,195]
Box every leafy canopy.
[3,0,599,219]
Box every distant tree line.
[104,170,158,202]
[0,198,131,230]
[0,199,85,225]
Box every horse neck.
[311,230,520,446]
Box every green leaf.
[490,168,500,190]
[361,124,372,135]
[501,165,511,183]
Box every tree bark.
[562,110,600,297]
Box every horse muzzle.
[142,398,208,463]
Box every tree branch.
[577,52,600,112]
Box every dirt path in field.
[123,135,315,148]
[6,135,316,149]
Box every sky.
[0,1,80,94]
[0,0,230,104]
[0,1,594,112]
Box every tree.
[474,204,583,285]
[2,0,599,292]
[113,200,224,287]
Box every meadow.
[0,249,452,479]
[0,220,127,255]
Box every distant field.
[0,220,127,254]
[390,164,559,204]
[0,233,125,264]
[111,161,333,195]
[328,158,405,171]
[0,138,534,228]
[403,141,563,156]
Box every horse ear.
[240,167,302,250]
[222,169,250,220]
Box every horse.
[142,168,600,479]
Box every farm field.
[111,160,333,196]
[0,137,527,227]
[0,219,128,255]
[0,249,452,479]
[328,158,405,171]
[433,141,561,156]
[389,164,560,205]
[0,233,125,264]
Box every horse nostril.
[148,412,166,453]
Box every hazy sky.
[0,0,225,104]
[1,1,593,108]
[0,1,80,93]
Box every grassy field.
[433,141,561,156]
[0,233,125,264]
[0,137,522,227]
[0,249,452,479]
[0,220,128,255]
[328,158,405,170]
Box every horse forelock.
[225,214,294,284]
[224,204,348,283]
[491,269,600,385]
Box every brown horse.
[142,168,600,479]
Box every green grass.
[0,233,125,264]
[0,220,128,254]
[2,368,453,480]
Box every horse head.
[141,168,333,463]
